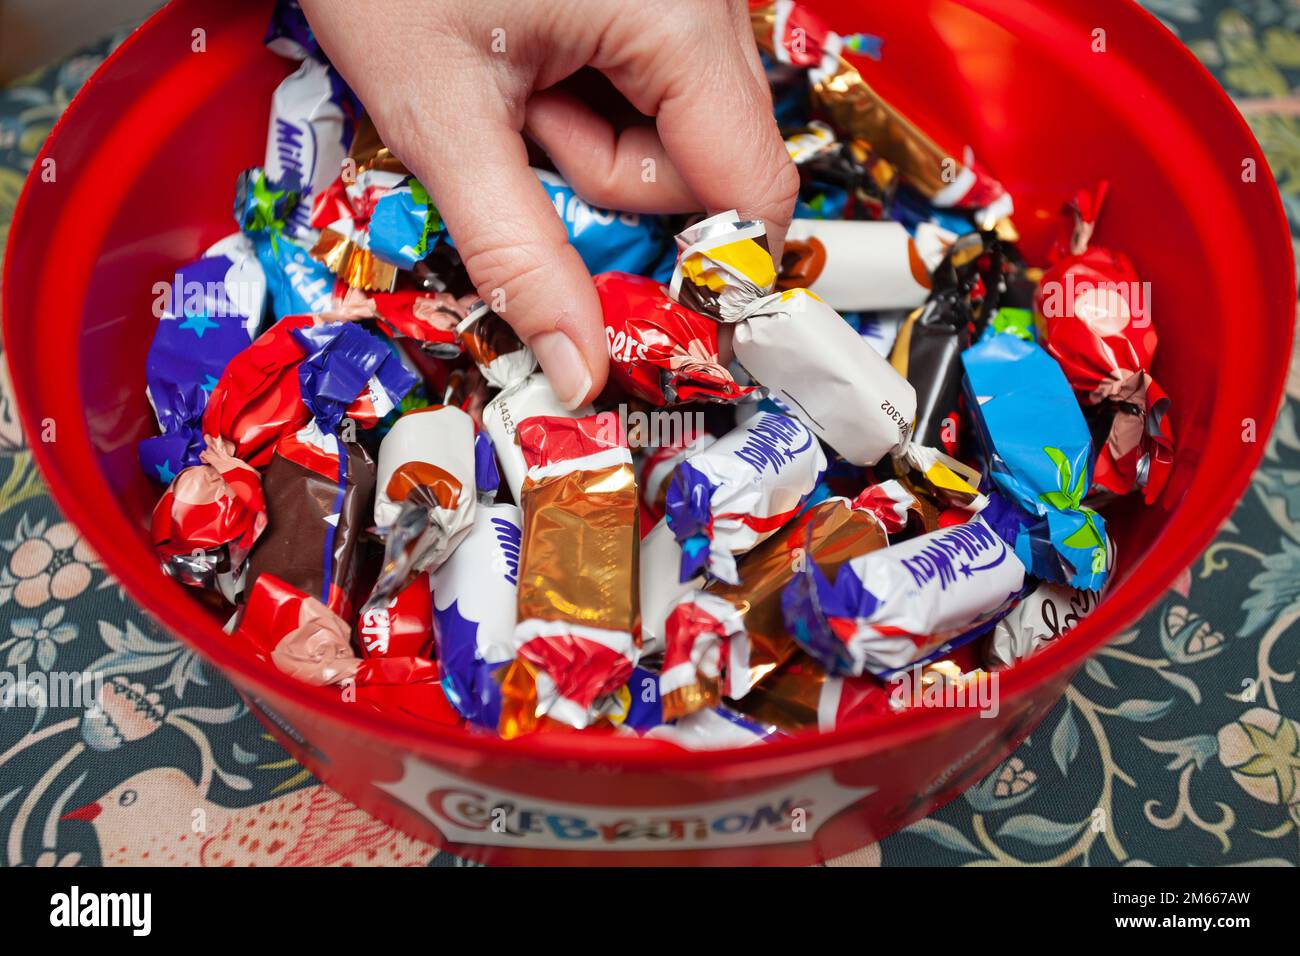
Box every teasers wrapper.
[508,413,640,730]
[596,271,759,405]
[1036,182,1174,503]
[152,437,267,604]
[890,231,1007,449]
[778,219,938,312]
[669,210,917,467]
[638,432,717,523]
[782,497,1027,678]
[247,423,376,620]
[664,411,826,584]
[140,234,265,482]
[730,655,895,732]
[364,406,479,614]
[357,571,434,659]
[460,304,595,503]
[962,330,1110,591]
[753,0,1012,227]
[660,495,891,721]
[236,572,359,686]
[235,167,340,320]
[535,169,669,275]
[430,503,522,728]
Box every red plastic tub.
[3,0,1294,865]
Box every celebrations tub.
[3,0,1294,865]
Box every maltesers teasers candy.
[962,329,1110,591]
[782,497,1027,678]
[430,502,522,728]
[140,234,265,482]
[363,405,480,614]
[247,423,376,620]
[661,495,891,721]
[509,413,640,730]
[152,437,268,603]
[1037,181,1174,504]
[664,411,826,584]
[596,271,759,406]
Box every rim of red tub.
[3,0,1294,773]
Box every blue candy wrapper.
[235,168,338,319]
[962,331,1109,590]
[290,321,418,432]
[534,169,668,275]
[140,234,266,482]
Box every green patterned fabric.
[0,1,1297,868]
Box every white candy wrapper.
[363,406,478,613]
[643,708,779,749]
[781,219,935,312]
[663,411,826,584]
[669,211,918,466]
[783,507,1026,677]
[639,520,703,660]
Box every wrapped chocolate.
[778,219,937,311]
[753,0,1013,228]
[730,654,895,732]
[363,405,480,614]
[236,572,359,686]
[644,708,783,749]
[430,503,522,728]
[1036,182,1174,503]
[140,234,265,482]
[787,122,899,222]
[638,432,716,523]
[890,231,1007,448]
[509,413,640,730]
[247,423,376,620]
[460,304,594,503]
[329,285,473,357]
[782,497,1027,678]
[639,519,702,661]
[535,169,669,275]
[664,411,826,584]
[152,437,267,603]
[660,495,891,721]
[669,210,917,466]
[292,318,418,431]
[349,656,462,728]
[596,271,759,405]
[357,572,434,659]
[962,330,1110,591]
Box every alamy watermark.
[0,666,104,709]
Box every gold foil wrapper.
[310,227,399,293]
[661,497,888,721]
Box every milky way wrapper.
[152,437,267,604]
[596,271,759,406]
[431,502,522,728]
[508,413,640,730]
[664,411,825,584]
[753,0,1012,227]
[962,330,1110,591]
[363,406,479,614]
[779,219,934,312]
[660,496,890,722]
[669,211,917,466]
[247,424,375,620]
[1036,182,1174,504]
[782,497,1026,678]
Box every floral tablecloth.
[1,0,1298,868]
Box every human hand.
[300,0,798,407]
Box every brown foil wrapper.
[661,497,889,721]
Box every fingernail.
[531,331,592,410]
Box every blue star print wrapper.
[139,235,267,483]
[961,329,1110,591]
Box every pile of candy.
[142,0,1175,748]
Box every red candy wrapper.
[236,573,359,686]
[327,284,474,357]
[1036,181,1175,503]
[595,271,758,406]
[152,437,267,603]
[357,571,434,659]
[350,656,461,728]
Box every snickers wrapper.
[782,507,1026,678]
[510,413,640,730]
[364,406,478,612]
[660,496,889,721]
[670,211,917,466]
[431,502,522,728]
[664,411,826,583]
[151,437,268,604]
[247,424,376,621]
[779,219,931,311]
